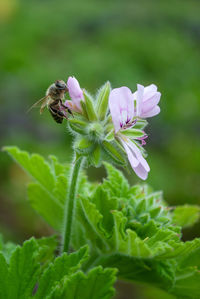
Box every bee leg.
[59,100,74,118]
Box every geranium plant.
[2,76,200,299]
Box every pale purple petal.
[120,138,139,168]
[120,137,150,180]
[141,105,160,118]
[143,84,158,102]
[141,92,161,114]
[127,140,150,172]
[134,83,161,119]
[136,84,144,116]
[64,100,81,113]
[133,163,149,180]
[109,87,134,132]
[67,76,83,110]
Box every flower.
[108,87,135,133]
[65,76,84,112]
[109,87,150,180]
[134,84,161,118]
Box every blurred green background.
[0,0,200,298]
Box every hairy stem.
[61,156,84,253]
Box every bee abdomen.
[48,106,63,124]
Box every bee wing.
[27,96,49,114]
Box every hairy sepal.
[96,82,111,121]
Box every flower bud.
[96,81,111,121]
[87,122,104,141]
[83,90,98,121]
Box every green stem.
[61,156,84,253]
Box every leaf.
[4,147,91,231]
[0,254,8,298]
[36,235,58,266]
[0,235,17,263]
[28,183,63,230]
[7,238,40,299]
[49,266,117,299]
[72,162,200,297]
[102,162,129,198]
[172,205,200,228]
[4,146,55,190]
[91,186,117,233]
[35,246,89,299]
[4,147,64,230]
[170,267,200,299]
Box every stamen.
[136,134,148,146]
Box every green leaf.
[7,238,40,299]
[28,182,63,230]
[36,235,58,266]
[170,267,200,299]
[172,205,200,228]
[4,146,55,190]
[0,254,8,298]
[35,246,89,299]
[83,90,98,121]
[91,186,117,233]
[96,82,111,121]
[0,235,17,263]
[72,162,200,297]
[4,147,68,230]
[49,266,117,299]
[102,162,129,198]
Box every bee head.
[55,80,67,90]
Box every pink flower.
[108,87,135,133]
[134,84,161,118]
[109,87,150,180]
[65,76,84,112]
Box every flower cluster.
[109,85,161,180]
[64,76,161,180]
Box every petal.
[109,87,134,132]
[141,105,160,118]
[141,92,161,114]
[120,137,150,180]
[127,140,150,172]
[64,100,81,113]
[143,84,158,102]
[120,138,139,168]
[67,76,83,109]
[136,84,144,116]
[134,163,149,180]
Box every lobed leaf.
[172,205,200,228]
[49,266,117,299]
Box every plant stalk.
[61,156,84,253]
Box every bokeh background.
[0,0,200,298]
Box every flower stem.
[61,156,84,253]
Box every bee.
[28,80,73,123]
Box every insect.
[28,80,73,123]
